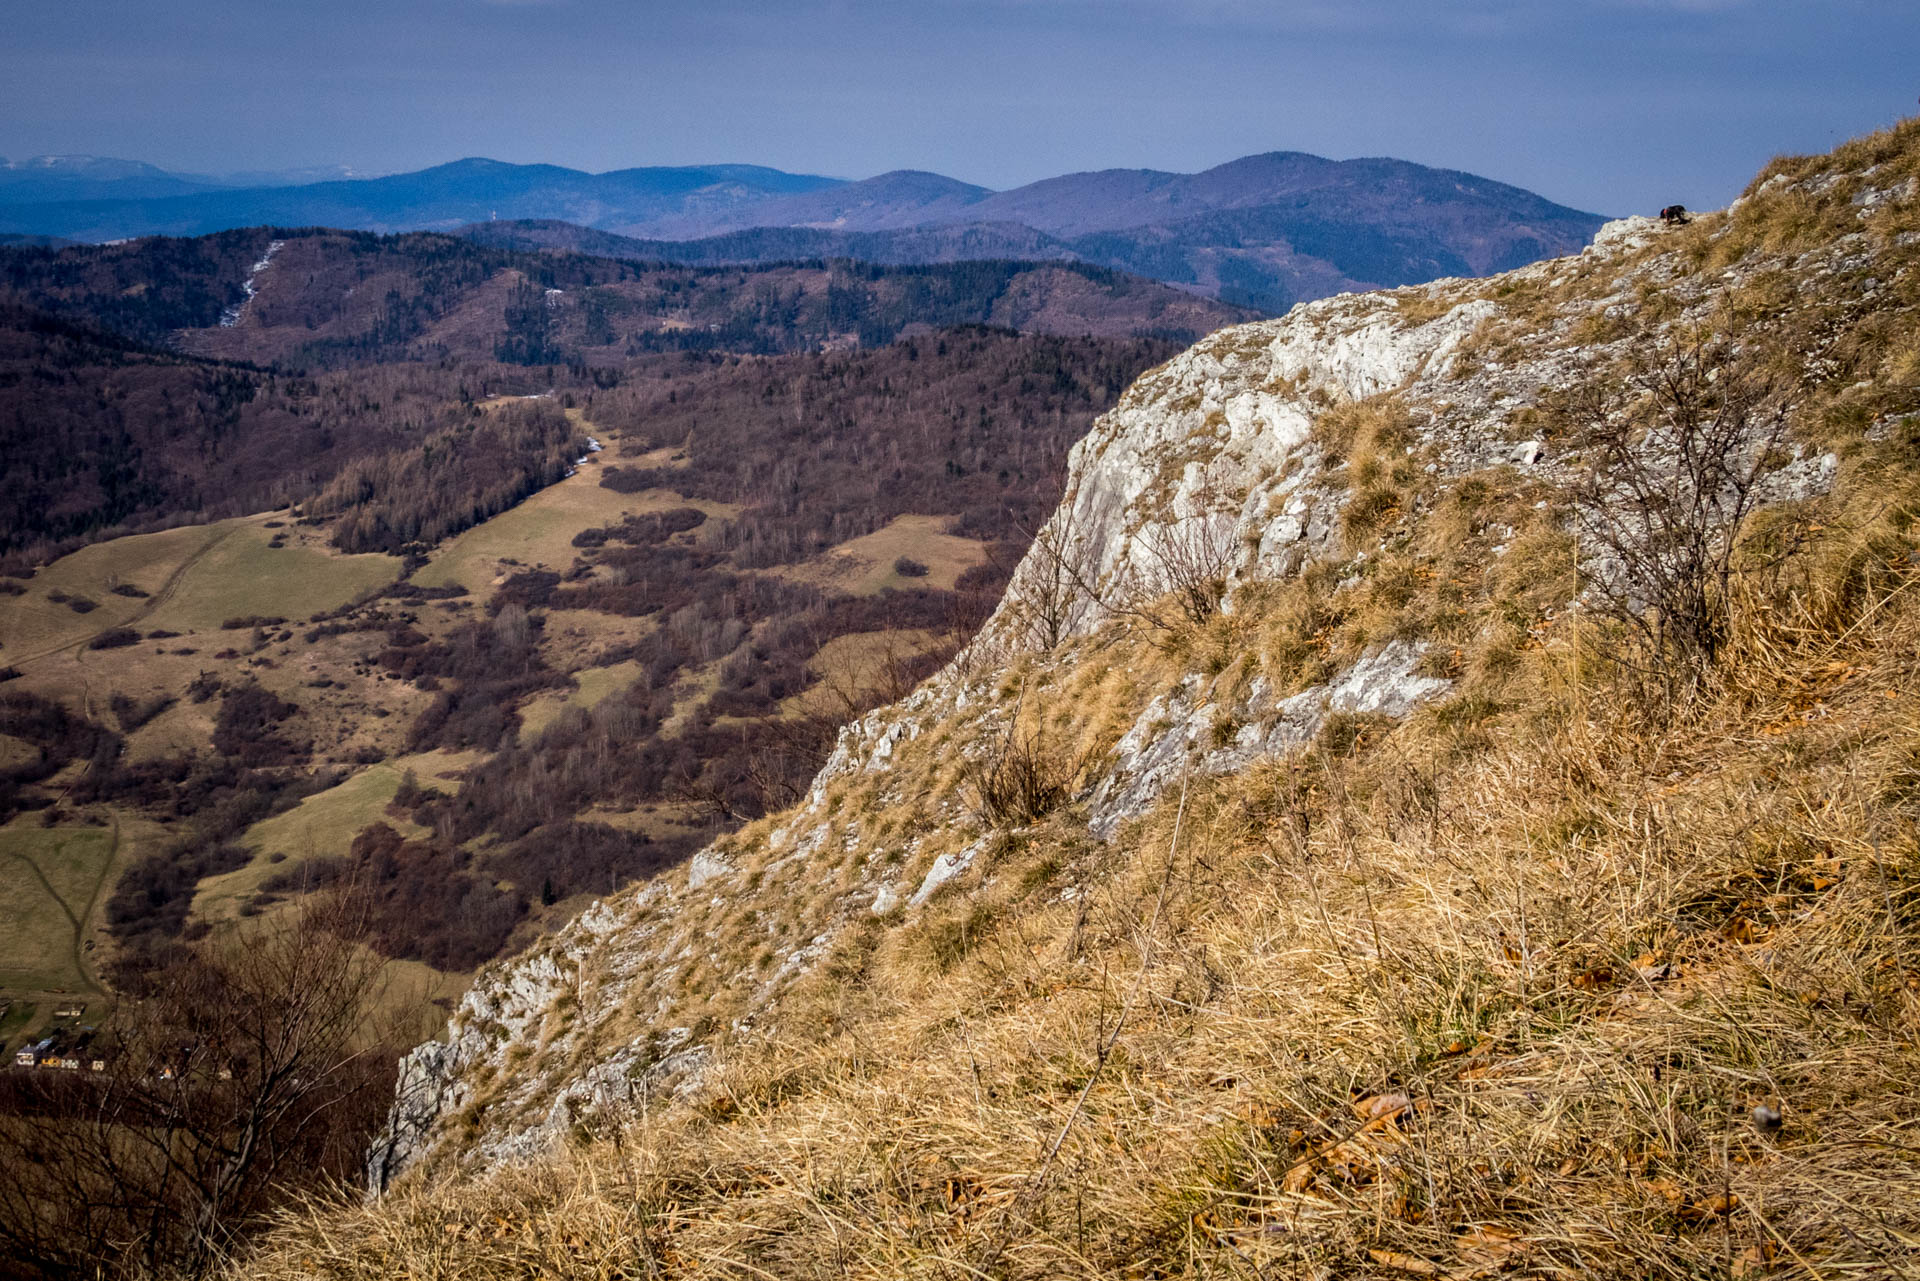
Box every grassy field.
[0,733,37,771]
[369,953,470,1045]
[773,513,989,596]
[783,628,945,720]
[518,660,642,738]
[191,762,431,924]
[0,824,117,993]
[414,463,736,595]
[0,516,399,665]
[140,517,399,634]
[0,523,222,661]
[0,998,34,1054]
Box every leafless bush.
[1129,509,1238,628]
[963,702,1087,828]
[1566,337,1794,686]
[0,887,404,1280]
[1002,499,1102,651]
[1100,462,1245,639]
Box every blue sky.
[3,0,1916,214]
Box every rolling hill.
[0,151,1606,311]
[0,227,1251,377]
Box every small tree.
[1005,499,1101,652]
[1565,337,1792,686]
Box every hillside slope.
[0,158,844,241]
[1,229,1249,368]
[248,122,1920,1278]
[0,230,1247,557]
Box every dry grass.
[189,762,431,925]
[412,466,738,596]
[768,514,992,597]
[518,660,644,739]
[233,494,1920,1280]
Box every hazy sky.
[4,0,1916,215]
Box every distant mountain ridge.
[456,152,1605,312]
[0,150,1606,311]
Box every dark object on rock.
[1661,205,1691,226]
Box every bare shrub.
[1564,337,1794,686]
[963,701,1087,828]
[1002,499,1102,651]
[1129,508,1239,628]
[1106,461,1244,635]
[0,888,404,1280]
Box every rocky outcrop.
[1088,640,1449,840]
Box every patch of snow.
[219,239,285,328]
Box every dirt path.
[69,815,118,996]
[10,524,235,669]
[3,838,105,998]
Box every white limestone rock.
[908,837,991,908]
[1087,641,1448,841]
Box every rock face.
[1087,640,1449,841]
[370,183,1854,1184]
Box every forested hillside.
[0,229,1244,563]
[0,242,1184,1118]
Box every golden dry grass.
[238,524,1920,1278]
[769,514,992,597]
[413,468,738,595]
[518,660,645,740]
[189,763,431,925]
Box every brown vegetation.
[0,889,405,1280]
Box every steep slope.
[251,121,1920,1279]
